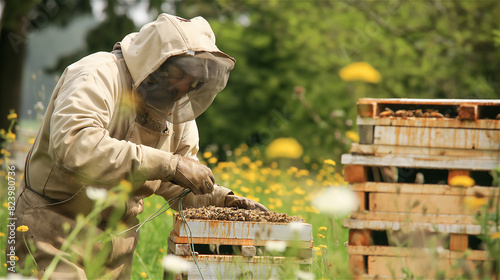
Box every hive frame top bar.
[358,98,500,106]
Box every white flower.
[312,186,358,217]
[265,240,287,253]
[296,270,315,280]
[162,254,190,274]
[86,187,108,201]
[288,222,306,232]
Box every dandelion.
[159,248,165,253]
[490,232,500,240]
[7,112,17,120]
[265,240,287,253]
[265,138,303,159]
[293,187,306,195]
[140,272,147,278]
[119,180,133,193]
[313,186,359,217]
[346,131,360,143]
[203,151,212,158]
[449,176,475,187]
[464,197,487,210]
[339,62,381,83]
[318,226,327,231]
[5,132,16,142]
[208,157,218,164]
[16,225,29,232]
[317,233,325,239]
[0,232,5,237]
[319,244,327,249]
[323,159,336,166]
[162,254,190,274]
[86,187,108,201]
[29,138,35,145]
[3,202,8,208]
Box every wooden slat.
[347,245,491,260]
[344,165,368,183]
[373,126,499,150]
[170,232,313,248]
[341,153,498,170]
[458,104,478,120]
[349,182,498,197]
[450,234,468,251]
[369,192,471,215]
[349,212,478,225]
[342,219,500,235]
[357,98,500,106]
[367,255,452,278]
[350,143,498,158]
[357,116,500,130]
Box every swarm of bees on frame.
[179,206,304,223]
[378,108,448,118]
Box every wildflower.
[339,62,381,83]
[208,157,218,164]
[239,186,250,194]
[490,232,500,240]
[464,197,487,210]
[162,254,190,273]
[203,151,212,158]
[293,187,306,195]
[255,186,262,193]
[119,180,133,193]
[0,232,5,237]
[318,226,327,231]
[159,248,165,253]
[265,240,287,252]
[319,244,327,249]
[140,272,147,278]
[7,112,17,120]
[220,173,230,181]
[323,159,336,166]
[265,138,303,159]
[346,131,360,143]
[449,176,475,187]
[29,138,35,145]
[313,186,359,217]
[306,179,314,186]
[317,233,325,239]
[4,132,16,142]
[86,187,108,201]
[316,250,322,256]
[166,209,173,216]
[16,225,29,232]
[3,202,8,208]
[296,270,315,280]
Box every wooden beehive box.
[167,212,313,279]
[342,98,500,279]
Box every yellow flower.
[323,159,336,166]
[145,201,151,207]
[491,232,500,240]
[29,138,35,145]
[119,180,133,193]
[3,202,8,208]
[265,138,303,159]
[293,187,306,195]
[7,112,17,120]
[0,232,5,237]
[464,197,487,210]
[339,62,381,83]
[240,186,250,193]
[208,157,218,164]
[450,176,475,187]
[306,179,314,186]
[317,233,326,239]
[316,250,322,256]
[1,149,11,156]
[318,226,327,231]
[220,173,230,181]
[203,151,212,159]
[16,225,29,232]
[346,131,360,143]
[319,244,327,249]
[255,186,262,193]
[5,132,16,142]
[159,248,165,253]
[140,272,147,278]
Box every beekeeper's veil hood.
[118,13,235,123]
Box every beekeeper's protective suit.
[8,13,265,279]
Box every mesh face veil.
[137,51,235,124]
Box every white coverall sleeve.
[49,73,179,186]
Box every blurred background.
[1,0,499,167]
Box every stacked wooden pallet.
[167,215,313,279]
[342,98,500,279]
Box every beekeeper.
[9,13,266,279]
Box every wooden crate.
[342,98,500,279]
[167,215,313,279]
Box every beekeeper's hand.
[171,155,214,195]
[225,195,269,212]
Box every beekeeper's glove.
[171,155,214,195]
